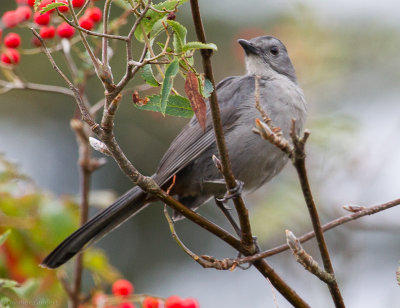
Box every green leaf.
[34,0,42,12]
[166,20,187,53]
[202,78,214,98]
[0,279,20,290]
[150,19,166,41]
[134,95,193,118]
[141,64,160,87]
[12,279,39,298]
[183,42,218,52]
[40,2,67,14]
[134,0,187,41]
[113,0,131,9]
[0,229,11,246]
[141,52,160,87]
[160,59,179,115]
[165,95,194,117]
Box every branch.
[0,80,74,97]
[189,2,309,307]
[31,28,99,131]
[66,0,101,76]
[153,196,400,272]
[286,230,334,284]
[70,119,93,308]
[253,95,344,306]
[189,0,255,254]
[289,122,345,307]
[257,197,400,259]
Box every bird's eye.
[270,46,279,56]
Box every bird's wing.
[154,76,241,185]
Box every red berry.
[1,49,20,65]
[79,17,94,30]
[56,0,69,12]
[4,33,21,48]
[40,0,56,13]
[34,11,50,25]
[85,7,102,23]
[143,297,161,308]
[72,0,85,7]
[16,6,32,21]
[118,303,136,308]
[40,26,56,39]
[165,296,184,308]
[27,0,36,6]
[181,298,200,308]
[57,22,75,38]
[2,11,20,28]
[112,279,134,297]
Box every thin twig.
[286,230,334,284]
[57,12,127,41]
[67,0,101,75]
[163,177,239,271]
[31,28,98,131]
[0,80,74,97]
[102,0,113,68]
[256,197,400,259]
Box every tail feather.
[41,186,148,269]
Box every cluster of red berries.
[93,279,200,308]
[1,0,102,65]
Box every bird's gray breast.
[223,74,307,192]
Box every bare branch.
[0,80,74,97]
[31,28,99,132]
[66,0,101,76]
[289,121,344,307]
[189,0,255,254]
[286,230,335,284]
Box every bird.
[41,36,307,269]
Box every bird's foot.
[236,236,261,270]
[216,180,244,203]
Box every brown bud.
[132,91,149,106]
[167,12,176,20]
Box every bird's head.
[238,36,297,83]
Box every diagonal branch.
[189,0,255,254]
[253,100,345,306]
[289,122,345,307]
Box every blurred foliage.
[0,155,120,307]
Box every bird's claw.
[216,180,244,203]
[236,236,260,270]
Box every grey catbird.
[41,36,307,269]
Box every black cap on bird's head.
[238,36,297,83]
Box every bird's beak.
[238,39,258,55]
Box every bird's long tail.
[40,186,148,269]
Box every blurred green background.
[1,0,400,307]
